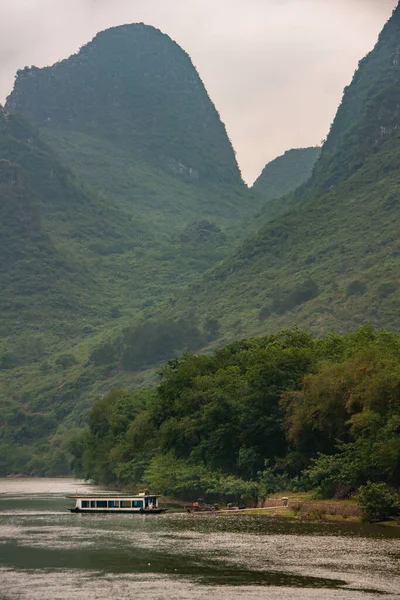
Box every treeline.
[89,316,220,372]
[71,326,400,512]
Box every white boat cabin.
[69,491,164,513]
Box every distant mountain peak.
[252,147,320,200]
[6,23,242,184]
[308,3,400,194]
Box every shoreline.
[184,506,400,527]
[178,501,400,528]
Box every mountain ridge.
[306,3,400,195]
[161,4,400,338]
[6,23,242,186]
[4,9,399,475]
[252,147,320,199]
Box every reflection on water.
[0,478,399,599]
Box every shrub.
[272,279,319,314]
[358,481,399,522]
[377,282,397,298]
[258,306,271,322]
[90,343,118,366]
[346,280,367,297]
[55,353,78,370]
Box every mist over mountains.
[1,7,400,474]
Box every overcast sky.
[0,0,397,183]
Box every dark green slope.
[0,107,147,473]
[172,145,400,336]
[0,26,257,474]
[0,159,65,339]
[252,147,320,200]
[37,127,253,244]
[9,12,400,475]
[166,5,400,338]
[6,23,241,185]
[252,147,320,224]
[309,3,400,194]
[0,109,103,343]
[5,23,260,301]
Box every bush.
[358,481,399,522]
[346,280,367,297]
[377,282,397,298]
[272,279,319,315]
[258,306,271,322]
[89,342,118,366]
[55,353,78,370]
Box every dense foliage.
[358,482,400,522]
[165,5,400,338]
[310,4,400,194]
[0,21,322,475]
[71,326,400,510]
[7,24,241,184]
[3,7,400,480]
[253,147,320,202]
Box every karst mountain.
[3,5,395,474]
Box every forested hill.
[71,326,400,517]
[0,158,66,341]
[4,9,400,478]
[164,5,400,338]
[307,3,400,195]
[1,25,256,475]
[6,24,241,185]
[0,106,110,343]
[252,147,320,200]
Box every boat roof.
[66,494,161,499]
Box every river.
[0,478,399,599]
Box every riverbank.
[185,505,400,527]
[178,494,400,528]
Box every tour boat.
[68,491,166,514]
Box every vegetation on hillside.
[252,147,320,204]
[307,4,400,195]
[166,132,400,338]
[7,24,242,185]
[3,5,400,481]
[70,326,400,520]
[160,5,400,338]
[0,107,109,343]
[0,103,317,476]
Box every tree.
[358,482,399,522]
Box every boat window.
[108,501,115,508]
[81,501,89,508]
[120,500,131,508]
[114,501,120,508]
[132,500,143,508]
[90,501,95,508]
[96,500,107,508]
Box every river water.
[0,478,399,599]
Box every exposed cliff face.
[6,24,242,185]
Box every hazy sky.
[0,0,397,183]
